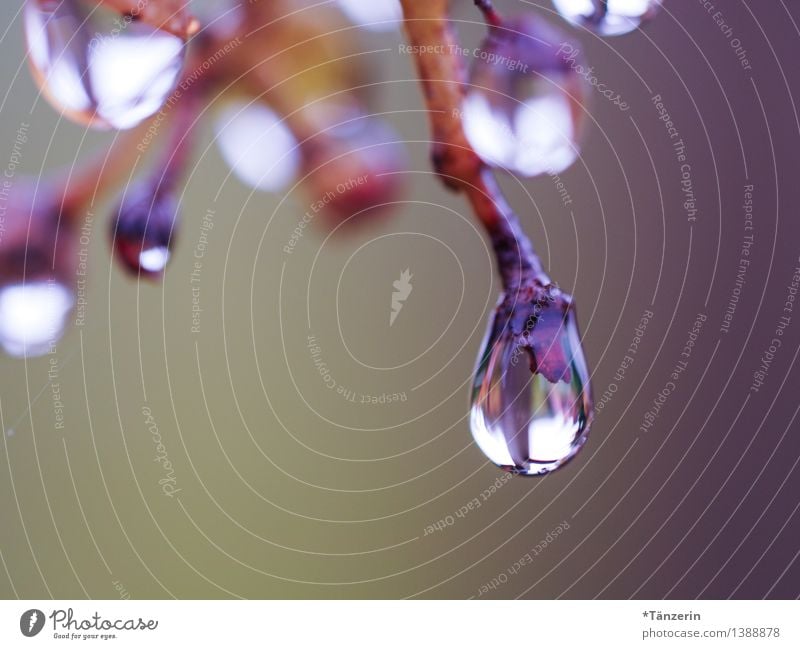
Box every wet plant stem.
[474,0,503,29]
[398,0,547,292]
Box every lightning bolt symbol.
[28,612,37,632]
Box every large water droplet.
[470,285,593,475]
[552,0,662,36]
[25,0,186,129]
[0,280,74,357]
[111,180,178,278]
[214,99,301,193]
[337,0,402,32]
[463,15,586,177]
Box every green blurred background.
[1,0,799,599]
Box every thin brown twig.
[474,0,503,29]
[96,0,199,39]
[398,0,545,290]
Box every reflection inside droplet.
[552,0,662,36]
[0,281,74,357]
[462,15,585,178]
[88,27,185,129]
[470,289,593,475]
[463,91,577,177]
[24,0,186,129]
[214,100,300,192]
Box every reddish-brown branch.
[56,119,155,219]
[151,86,201,194]
[96,0,199,39]
[27,0,547,291]
[55,83,199,221]
[399,0,545,290]
[227,0,362,144]
[474,0,503,30]
[398,0,481,192]
[466,170,545,287]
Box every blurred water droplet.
[463,15,586,177]
[111,181,178,279]
[470,287,593,475]
[25,0,186,129]
[338,0,402,32]
[0,280,74,357]
[214,99,300,193]
[552,0,661,36]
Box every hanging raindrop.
[213,99,301,193]
[552,0,662,36]
[470,283,593,475]
[24,0,186,129]
[110,180,178,278]
[462,14,586,178]
[0,186,77,357]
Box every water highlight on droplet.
[552,0,662,36]
[0,280,74,357]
